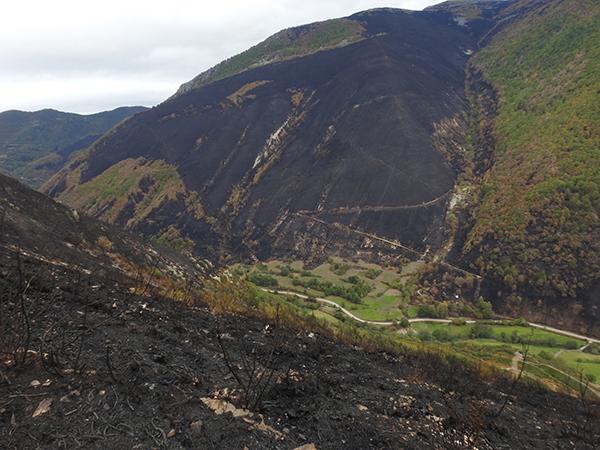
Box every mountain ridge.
[1,2,600,447]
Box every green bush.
[470,323,493,339]
[417,330,432,342]
[417,304,438,318]
[304,297,319,310]
[474,298,494,319]
[584,373,597,384]
[334,310,347,321]
[279,265,292,277]
[564,340,580,350]
[248,272,278,287]
[292,276,371,304]
[432,328,456,342]
[416,303,449,319]
[584,343,600,355]
[398,317,410,328]
[364,268,382,279]
[509,317,529,326]
[331,261,350,276]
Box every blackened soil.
[1,252,598,449]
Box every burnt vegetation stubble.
[1,236,599,448]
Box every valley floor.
[238,258,600,396]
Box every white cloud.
[0,0,439,113]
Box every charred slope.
[1,250,598,449]
[0,172,205,288]
[40,1,600,331]
[0,106,147,187]
[45,9,478,260]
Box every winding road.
[263,288,600,397]
[262,288,600,344]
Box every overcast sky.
[0,0,439,114]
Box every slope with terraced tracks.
[44,8,481,261]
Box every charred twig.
[64,408,80,417]
[577,370,593,443]
[151,418,168,445]
[105,345,119,384]
[14,246,34,366]
[0,366,11,385]
[495,334,531,418]
[216,315,292,411]
[39,282,105,376]
[216,332,245,390]
[8,392,52,398]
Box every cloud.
[0,0,439,113]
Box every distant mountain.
[44,0,600,332]
[0,106,147,187]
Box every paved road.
[528,322,600,345]
[262,289,395,325]
[263,288,600,344]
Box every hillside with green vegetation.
[221,263,600,398]
[235,257,496,323]
[463,0,600,321]
[425,0,508,21]
[0,106,146,187]
[234,258,422,322]
[51,157,204,251]
[175,18,365,95]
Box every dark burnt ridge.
[46,9,479,258]
[0,173,202,284]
